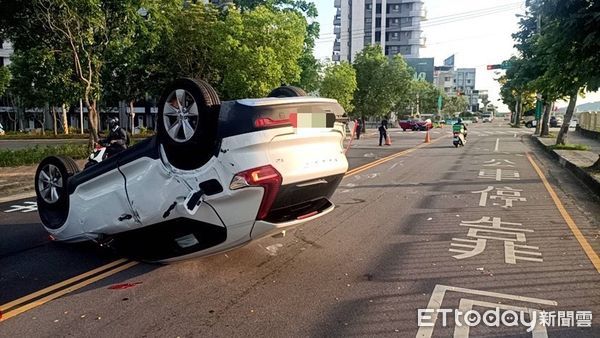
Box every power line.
[317,2,523,42]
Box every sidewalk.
[532,129,600,198]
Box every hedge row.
[0,144,89,167]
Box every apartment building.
[0,41,13,67]
[333,0,426,62]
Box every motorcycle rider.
[99,118,128,157]
[454,117,468,139]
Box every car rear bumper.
[251,201,336,239]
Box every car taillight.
[229,165,282,220]
[254,117,290,128]
[254,113,297,128]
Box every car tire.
[157,78,221,170]
[35,156,80,230]
[268,85,307,98]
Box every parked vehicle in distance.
[398,120,414,131]
[482,113,494,123]
[550,116,563,127]
[399,118,431,131]
[570,119,578,128]
[471,117,479,123]
[34,79,349,262]
[525,119,537,128]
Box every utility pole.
[79,99,84,134]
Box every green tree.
[218,6,306,99]
[233,0,321,92]
[163,4,306,99]
[512,0,600,145]
[405,80,444,116]
[442,95,469,116]
[102,0,181,132]
[24,0,176,146]
[353,45,412,122]
[8,48,80,134]
[320,62,357,112]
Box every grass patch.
[548,143,590,151]
[0,144,89,167]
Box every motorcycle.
[84,141,109,169]
[452,125,466,148]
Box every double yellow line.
[345,136,444,177]
[0,259,138,322]
[0,136,444,322]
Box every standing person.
[355,119,362,140]
[378,120,388,146]
[381,117,388,129]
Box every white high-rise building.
[333,0,426,62]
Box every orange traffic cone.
[385,134,392,145]
[424,129,431,143]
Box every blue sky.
[312,0,599,111]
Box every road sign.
[535,100,543,119]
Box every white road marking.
[4,201,38,213]
[416,284,557,338]
[494,138,500,152]
[388,163,399,171]
[366,173,379,179]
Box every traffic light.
[487,61,512,70]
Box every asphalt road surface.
[1,123,599,337]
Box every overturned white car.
[35,79,348,261]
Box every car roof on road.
[235,97,339,107]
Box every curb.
[531,135,600,199]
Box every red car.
[399,119,432,131]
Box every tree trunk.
[61,103,69,135]
[129,100,135,134]
[540,102,552,137]
[84,97,100,149]
[514,96,521,127]
[556,93,578,145]
[52,106,58,136]
[41,108,46,135]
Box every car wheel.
[402,128,406,131]
[268,85,307,98]
[35,156,80,230]
[157,78,221,170]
